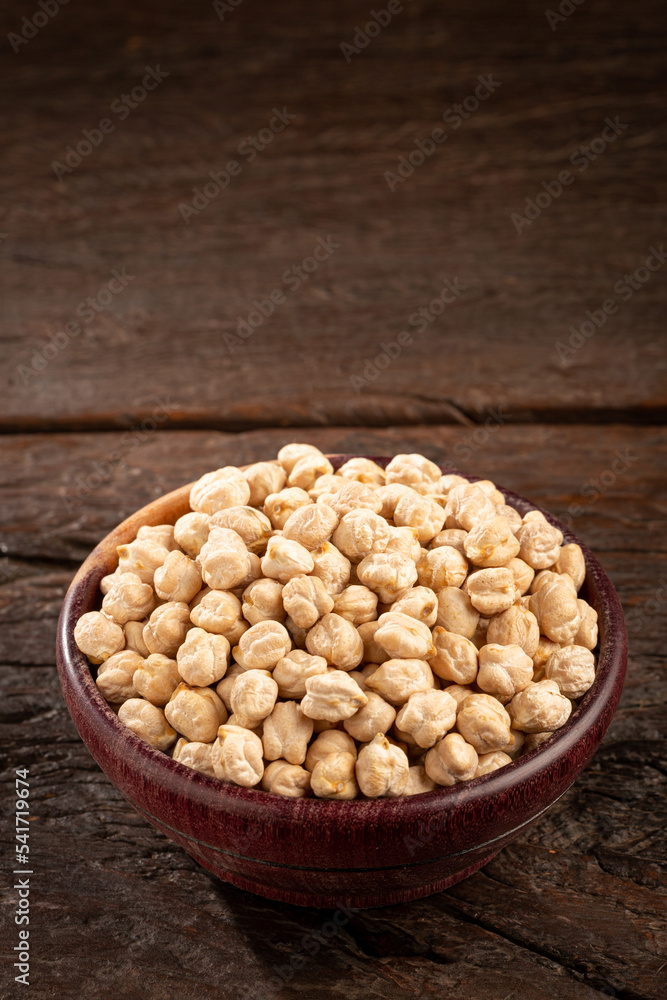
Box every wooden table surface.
[1,0,665,998]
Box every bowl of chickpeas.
[56,447,627,907]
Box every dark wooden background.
[1,0,665,997]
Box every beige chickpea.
[210,505,273,555]
[142,602,191,656]
[172,739,217,778]
[395,690,457,748]
[474,480,505,506]
[310,751,358,799]
[357,551,418,604]
[176,627,230,686]
[508,679,572,733]
[165,683,227,742]
[476,643,533,703]
[393,493,446,544]
[282,502,339,550]
[390,586,438,628]
[173,512,211,558]
[190,466,251,515]
[572,599,598,650]
[190,588,243,637]
[445,484,496,531]
[309,541,352,595]
[404,765,437,795]
[523,732,553,753]
[332,585,378,626]
[137,523,178,551]
[356,734,409,798]
[463,516,520,568]
[374,611,435,660]
[466,567,519,616]
[443,683,474,708]
[417,546,468,591]
[385,453,441,492]
[430,528,468,555]
[118,698,177,750]
[261,760,312,798]
[153,550,202,605]
[383,526,422,562]
[553,542,586,590]
[263,487,313,530]
[529,577,582,643]
[364,658,434,706]
[134,653,181,706]
[243,460,287,507]
[215,662,245,712]
[486,604,540,657]
[212,725,264,787]
[288,453,334,491]
[425,733,478,786]
[308,473,346,502]
[305,729,357,771]
[116,537,170,585]
[532,636,562,677]
[198,527,251,591]
[301,670,367,722]
[100,570,120,596]
[433,474,470,497]
[343,692,396,742]
[531,570,577,596]
[471,615,491,651]
[374,483,415,519]
[74,611,125,664]
[337,457,387,485]
[544,645,596,699]
[261,535,315,583]
[272,649,328,699]
[500,727,526,759]
[229,669,278,728]
[262,701,314,764]
[95,649,142,703]
[517,510,564,569]
[332,508,390,564]
[241,577,285,626]
[237,620,291,670]
[282,575,334,629]
[457,694,512,754]
[305,613,363,670]
[277,442,326,474]
[429,628,479,684]
[317,480,382,519]
[475,751,512,777]
[123,620,150,658]
[494,504,523,535]
[435,587,479,639]
[235,551,262,592]
[284,615,309,650]
[102,572,155,625]
[507,557,535,596]
[357,621,390,664]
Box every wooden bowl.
[56,456,627,908]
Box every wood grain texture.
[1,0,666,429]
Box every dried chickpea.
[315,480,381,520]
[507,556,535,596]
[394,492,446,544]
[443,683,474,708]
[332,508,390,563]
[417,546,468,590]
[429,628,479,685]
[100,570,120,595]
[210,505,272,554]
[284,615,309,649]
[430,528,468,554]
[385,453,441,492]
[165,683,227,742]
[143,602,191,657]
[116,537,170,585]
[475,751,512,777]
[544,645,596,699]
[308,473,346,502]
[74,611,125,664]
[282,503,339,549]
[433,474,470,497]
[215,662,245,712]
[499,727,526,759]
[301,670,368,721]
[261,535,314,582]
[445,484,496,531]
[282,574,334,629]
[523,732,553,752]
[190,588,243,637]
[531,570,577,596]
[229,669,279,728]
[310,751,358,799]
[517,510,563,569]
[277,442,326,474]
[389,586,438,627]
[553,542,586,590]
[124,620,150,658]
[508,679,572,733]
[288,453,334,490]
[357,620,390,664]
[343,692,396,742]
[241,577,285,625]
[356,734,409,798]
[337,457,386,485]
[384,526,422,562]
[476,643,533,703]
[305,612,363,669]
[173,512,211,558]
[154,550,202,604]
[272,649,328,699]
[199,527,251,591]
[364,658,434,706]
[474,480,505,505]
[464,516,520,568]
[532,636,562,677]
[118,698,176,750]
[237,620,291,670]
[494,504,522,535]
[263,487,312,530]
[305,729,357,771]
[374,611,435,660]
[457,694,513,753]
[395,689,457,748]
[466,567,519,616]
[332,585,378,625]
[134,653,181,706]
[102,572,155,625]
[425,733,478,787]
[243,461,286,507]
[212,724,264,787]
[404,765,437,794]
[357,551,418,604]
[190,466,250,514]
[572,599,598,650]
[310,541,351,595]
[176,627,230,686]
[172,739,217,778]
[262,701,313,764]
[374,483,414,519]
[435,587,479,639]
[95,649,142,703]
[486,604,540,657]
[261,760,312,797]
[529,577,582,643]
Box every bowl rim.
[57,454,627,830]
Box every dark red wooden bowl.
[56,456,627,908]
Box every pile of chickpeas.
[74,447,598,799]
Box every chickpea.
[507,557,535,596]
[199,526,251,591]
[310,751,358,799]
[116,537,170,585]
[165,683,227,743]
[357,620,390,664]
[337,457,386,485]
[425,733,478,787]
[211,505,273,554]
[364,658,434,706]
[435,587,479,639]
[212,724,264,787]
[95,649,142,703]
[134,653,182,706]
[215,662,245,712]
[357,551,418,604]
[430,528,468,555]
[305,729,357,771]
[395,690,457,748]
[137,523,178,551]
[304,612,362,670]
[262,701,314,764]
[319,480,383,518]
[74,611,125,664]
[118,698,176,751]
[190,466,251,515]
[241,577,285,625]
[433,474,470,497]
[444,484,496,531]
[261,535,315,583]
[176,627,230,687]
[443,683,475,708]
[243,460,286,507]
[263,487,313,530]
[494,504,522,535]
[474,480,505,506]
[272,649,329,699]
[532,636,562,677]
[154,550,202,604]
[466,567,519,616]
[417,546,468,591]
[476,643,533,703]
[517,510,563,569]
[553,542,586,590]
[385,453,441,492]
[529,577,582,643]
[356,734,409,798]
[523,732,553,753]
[236,620,291,670]
[332,585,378,625]
[374,611,435,660]
[343,692,396,742]
[172,739,217,779]
[332,508,390,563]
[228,669,277,728]
[544,645,596,699]
[531,570,577,596]
[374,483,415,519]
[508,680,572,733]
[486,604,540,657]
[277,443,327,474]
[284,615,309,650]
[457,694,512,754]
[124,620,150,658]
[282,503,339,550]
[288,453,334,490]
[572,599,598,650]
[464,516,520,568]
[301,670,368,722]
[475,751,512,777]
[393,493,446,544]
[308,474,346,502]
[389,586,438,627]
[189,588,243,637]
[143,602,191,657]
[173,512,211,558]
[261,760,312,797]
[282,575,334,629]
[404,765,437,794]
[384,526,422,562]
[310,541,352,595]
[429,628,479,685]
[102,571,155,625]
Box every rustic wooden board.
[1,0,666,429]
